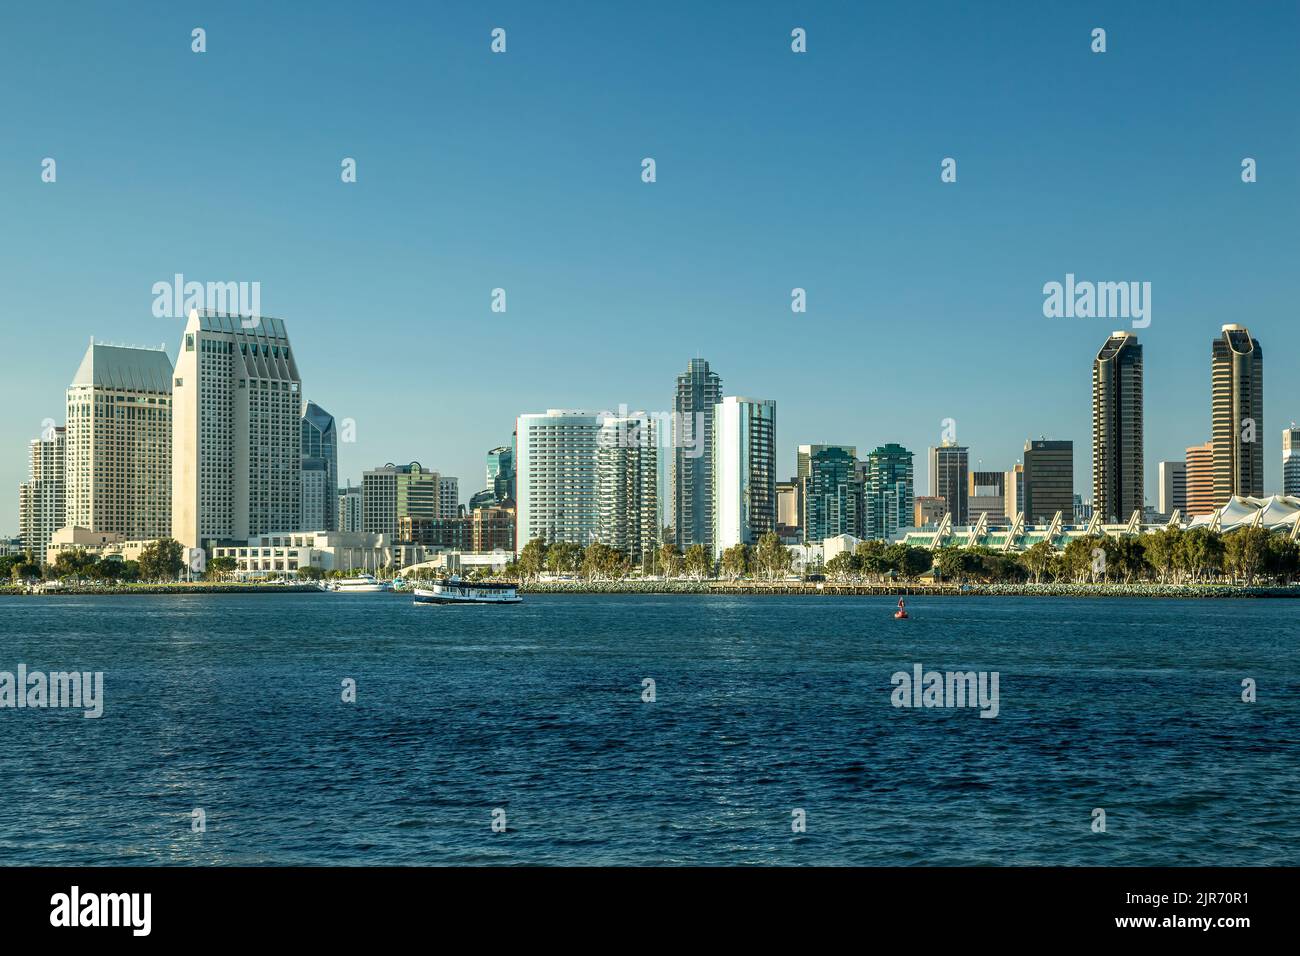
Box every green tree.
[137,538,184,581]
[517,538,547,580]
[825,551,860,581]
[1019,540,1054,583]
[1177,527,1225,582]
[755,532,791,580]
[657,542,683,578]
[855,540,890,580]
[933,546,965,582]
[720,543,752,580]
[1224,526,1270,584]
[209,555,239,581]
[683,544,712,580]
[547,540,582,575]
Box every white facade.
[301,461,328,532]
[65,342,173,540]
[596,414,658,557]
[338,484,362,532]
[18,426,65,563]
[438,475,460,518]
[1158,460,1187,516]
[515,410,602,553]
[172,312,302,550]
[712,396,777,557]
[212,531,441,577]
[1284,427,1300,498]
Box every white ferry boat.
[331,574,390,593]
[412,576,521,605]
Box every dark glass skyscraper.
[803,446,862,542]
[1023,439,1073,525]
[672,358,722,552]
[1092,331,1144,523]
[300,400,337,530]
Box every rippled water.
[0,593,1296,865]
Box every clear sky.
[2,1,1297,532]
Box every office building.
[1285,426,1300,497]
[1022,439,1073,524]
[300,459,328,536]
[362,462,457,537]
[967,470,1006,525]
[927,444,968,524]
[337,482,361,532]
[1004,463,1024,521]
[1185,441,1216,516]
[797,444,857,482]
[913,496,947,528]
[300,401,338,530]
[471,503,515,553]
[1158,460,1187,517]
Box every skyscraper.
[1211,324,1264,504]
[1285,426,1300,497]
[712,396,776,556]
[486,445,515,502]
[1158,460,1187,516]
[803,446,862,543]
[671,359,722,553]
[1022,439,1073,524]
[797,444,857,482]
[1004,463,1024,521]
[596,413,658,558]
[301,401,338,530]
[1185,442,1215,516]
[337,482,362,532]
[967,470,1006,525]
[172,312,302,550]
[65,341,173,540]
[362,462,457,537]
[1092,331,1144,523]
[515,410,603,552]
[18,425,64,563]
[927,444,968,524]
[300,459,328,531]
[865,444,914,540]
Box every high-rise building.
[967,470,1006,525]
[486,445,515,502]
[712,396,776,556]
[18,425,65,563]
[1185,442,1215,516]
[515,410,603,552]
[596,413,658,558]
[1092,331,1144,523]
[172,313,302,550]
[1004,463,1024,521]
[803,446,862,543]
[361,462,456,537]
[300,401,338,530]
[1285,426,1300,497]
[671,359,722,553]
[471,503,515,553]
[927,444,968,524]
[913,496,947,527]
[775,480,800,541]
[1022,439,1073,524]
[865,444,914,540]
[797,444,857,482]
[300,459,328,531]
[1211,324,1264,505]
[65,341,173,540]
[1158,460,1187,516]
[337,482,362,532]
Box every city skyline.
[3,2,1299,532]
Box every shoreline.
[2,581,1298,599]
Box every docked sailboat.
[412,576,521,605]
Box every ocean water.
[0,593,1296,866]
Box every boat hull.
[412,586,521,605]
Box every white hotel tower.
[172,311,302,551]
[712,396,776,557]
[514,410,602,553]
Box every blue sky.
[2,1,1297,531]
